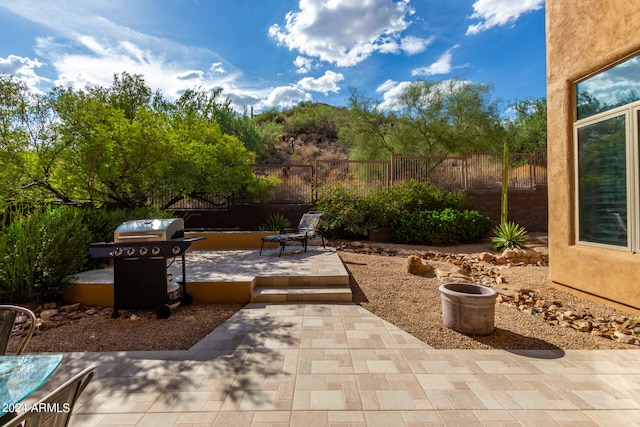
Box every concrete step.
[251,286,352,303]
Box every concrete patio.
[27,245,640,426]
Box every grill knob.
[139,247,148,256]
[152,246,161,256]
[172,246,181,255]
[127,247,135,256]
[114,248,123,257]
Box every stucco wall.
[547,1,640,311]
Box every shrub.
[315,180,474,240]
[491,221,528,251]
[393,208,492,245]
[259,213,291,233]
[0,206,92,302]
[314,184,369,238]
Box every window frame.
[573,105,638,251]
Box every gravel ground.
[21,234,640,352]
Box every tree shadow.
[50,306,302,410]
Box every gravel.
[22,234,640,352]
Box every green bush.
[314,184,369,238]
[0,206,92,302]
[393,208,492,245]
[315,180,474,240]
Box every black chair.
[2,365,97,427]
[0,305,36,355]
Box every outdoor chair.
[3,365,97,427]
[0,304,36,355]
[260,211,325,256]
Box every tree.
[0,73,276,208]
[504,97,547,153]
[339,80,505,160]
[394,79,504,156]
[338,87,399,160]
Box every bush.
[393,208,492,245]
[0,206,92,302]
[315,180,474,240]
[314,184,369,238]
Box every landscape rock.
[406,255,431,275]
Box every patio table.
[0,354,63,423]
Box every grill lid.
[114,218,184,242]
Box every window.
[574,53,640,251]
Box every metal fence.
[162,149,547,209]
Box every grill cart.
[89,218,203,319]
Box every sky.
[0,0,546,114]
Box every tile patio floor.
[28,249,640,426]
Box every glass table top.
[0,354,63,406]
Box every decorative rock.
[406,255,431,275]
[60,303,81,313]
[39,309,58,320]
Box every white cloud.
[0,54,47,93]
[1,0,240,99]
[269,0,424,67]
[411,45,460,76]
[264,85,313,108]
[466,0,544,35]
[401,35,434,55]
[294,56,314,74]
[210,62,226,74]
[376,79,411,111]
[297,70,344,94]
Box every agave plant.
[491,221,528,252]
[259,213,291,233]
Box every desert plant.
[491,221,528,251]
[259,213,291,233]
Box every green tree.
[339,80,504,160]
[504,97,547,153]
[338,87,399,159]
[394,79,504,156]
[168,87,267,156]
[50,75,172,207]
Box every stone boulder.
[406,255,431,275]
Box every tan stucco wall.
[547,1,640,311]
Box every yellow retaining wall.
[186,231,277,250]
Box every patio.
[33,240,640,425]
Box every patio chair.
[3,365,97,427]
[0,304,36,355]
[260,211,325,256]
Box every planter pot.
[439,282,498,335]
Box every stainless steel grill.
[89,218,203,319]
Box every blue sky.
[0,0,546,114]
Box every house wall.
[547,1,640,312]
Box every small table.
[0,354,63,418]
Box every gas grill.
[89,218,203,319]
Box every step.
[251,286,352,303]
